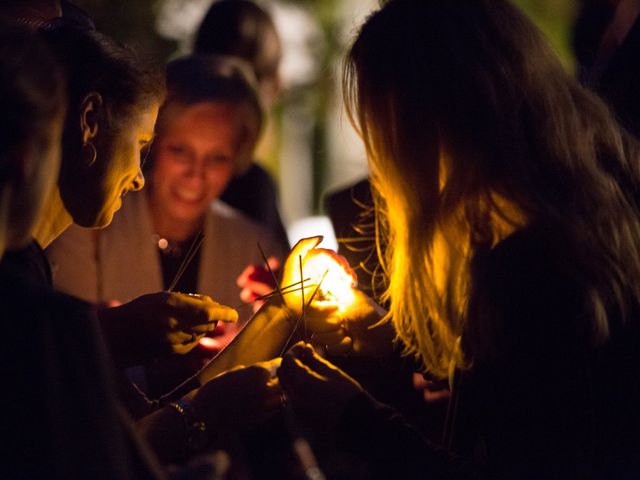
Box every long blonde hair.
[344,0,640,377]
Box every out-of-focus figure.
[194,0,290,252]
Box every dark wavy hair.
[39,23,163,136]
[37,23,164,225]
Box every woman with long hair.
[278,0,640,477]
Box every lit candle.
[300,249,357,311]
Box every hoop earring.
[82,140,97,168]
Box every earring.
[81,140,97,168]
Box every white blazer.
[46,191,286,323]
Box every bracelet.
[168,399,208,454]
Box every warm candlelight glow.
[301,249,357,311]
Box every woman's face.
[69,103,159,228]
[149,101,243,228]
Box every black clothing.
[0,242,162,479]
[336,229,640,479]
[0,239,52,286]
[221,163,290,253]
[147,242,208,398]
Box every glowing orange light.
[301,249,357,311]
[199,336,221,350]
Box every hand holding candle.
[279,237,393,356]
[311,289,393,356]
[280,236,357,313]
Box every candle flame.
[301,249,357,311]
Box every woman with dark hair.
[0,22,163,479]
[0,22,283,474]
[277,0,640,478]
[47,54,286,395]
[33,24,240,369]
[37,24,162,232]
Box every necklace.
[152,234,190,257]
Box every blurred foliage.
[275,0,351,210]
[512,0,578,72]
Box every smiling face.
[148,101,253,237]
[64,102,159,229]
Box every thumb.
[288,236,323,264]
[290,342,338,377]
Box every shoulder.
[207,200,286,257]
[472,227,582,297]
[0,265,93,329]
[466,228,593,361]
[238,163,277,186]
[3,241,53,287]
[325,178,372,212]
[208,199,268,232]
[222,164,278,201]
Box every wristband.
[168,399,208,454]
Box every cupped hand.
[190,359,283,434]
[279,236,323,314]
[278,342,365,428]
[324,289,393,356]
[300,288,393,357]
[281,238,359,315]
[98,291,238,366]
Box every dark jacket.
[337,229,640,479]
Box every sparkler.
[233,278,314,310]
[167,230,205,292]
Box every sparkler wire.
[233,278,313,310]
[299,255,306,339]
[257,242,285,302]
[278,269,328,358]
[167,230,204,292]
